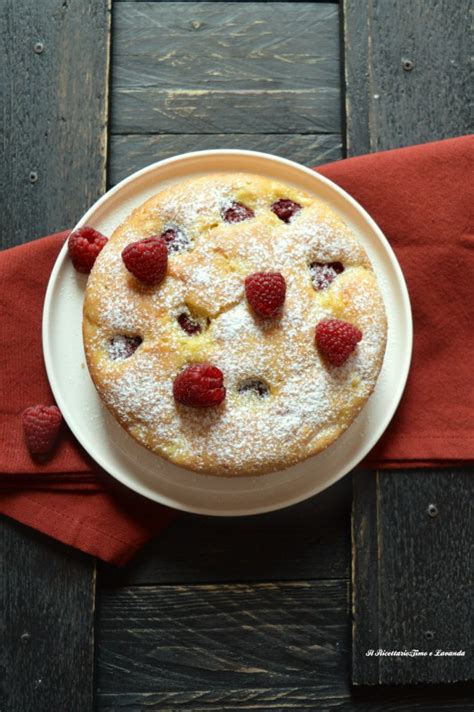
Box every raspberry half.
[315,318,362,366]
[173,364,226,408]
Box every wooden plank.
[0,0,111,247]
[96,578,474,710]
[111,2,341,134]
[108,133,343,185]
[96,688,474,712]
[344,0,474,686]
[1,2,110,710]
[99,476,351,586]
[96,580,351,709]
[351,470,380,684]
[352,470,474,686]
[1,517,96,712]
[343,0,472,155]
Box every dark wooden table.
[1,2,472,710]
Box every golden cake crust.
[83,172,387,476]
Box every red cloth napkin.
[1,136,472,563]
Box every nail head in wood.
[29,171,38,184]
[34,42,44,54]
[402,58,414,71]
[427,503,439,517]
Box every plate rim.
[42,149,413,516]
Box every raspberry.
[68,226,108,273]
[310,261,344,290]
[160,227,190,253]
[178,312,202,335]
[173,364,226,408]
[315,319,362,366]
[22,405,63,458]
[109,335,142,360]
[122,236,168,285]
[271,198,301,223]
[222,201,255,223]
[245,272,286,318]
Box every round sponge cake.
[83,172,387,476]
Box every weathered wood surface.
[343,0,472,155]
[96,579,474,711]
[0,0,111,247]
[111,2,341,134]
[96,580,351,710]
[353,470,474,686]
[109,133,342,185]
[0,1,110,711]
[344,0,474,687]
[100,477,351,586]
[1,518,96,712]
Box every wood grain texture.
[0,517,96,712]
[352,470,474,686]
[96,687,474,712]
[345,0,474,687]
[111,2,341,134]
[0,0,111,247]
[108,133,342,185]
[0,2,109,710]
[343,0,472,155]
[96,580,351,709]
[99,476,351,586]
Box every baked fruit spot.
[160,227,191,253]
[245,272,286,318]
[177,311,207,335]
[173,364,226,408]
[222,201,255,223]
[310,261,344,291]
[271,198,301,223]
[315,319,362,366]
[238,379,270,398]
[109,335,142,360]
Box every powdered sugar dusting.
[83,172,387,476]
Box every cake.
[82,172,387,476]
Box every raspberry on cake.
[122,235,168,285]
[315,319,363,366]
[82,172,387,477]
[173,364,226,408]
[245,272,286,318]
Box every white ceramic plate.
[43,150,412,515]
